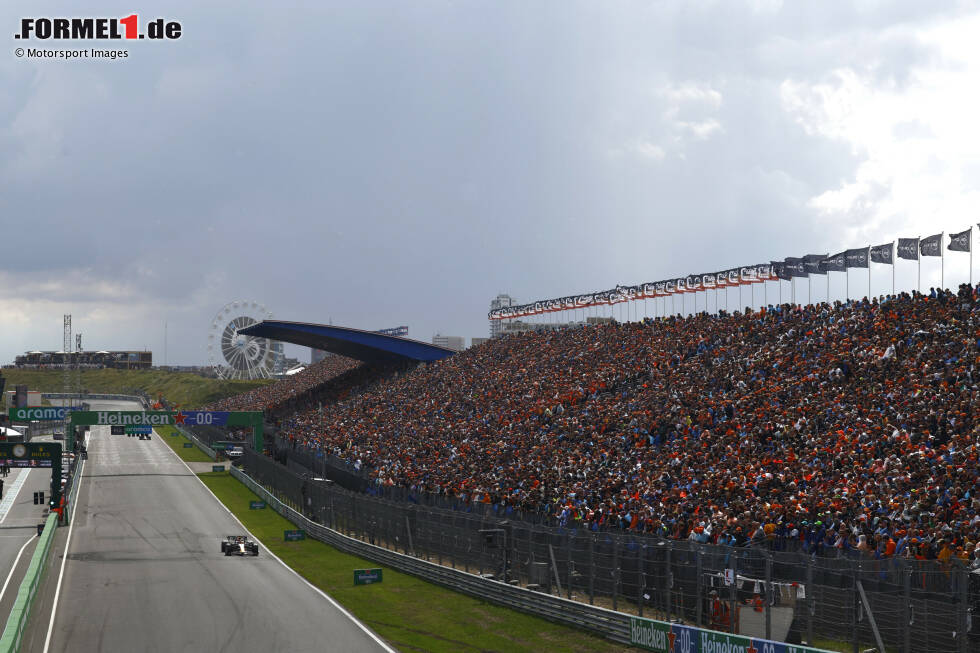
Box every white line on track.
[0,468,31,524]
[163,434,397,653]
[42,456,84,653]
[0,536,36,606]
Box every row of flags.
[488,227,974,320]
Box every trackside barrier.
[62,457,85,523]
[0,513,59,653]
[175,426,215,460]
[229,467,834,651]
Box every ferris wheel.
[207,301,277,380]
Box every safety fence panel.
[0,513,59,653]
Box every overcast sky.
[2,1,979,366]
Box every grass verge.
[198,471,632,653]
[157,425,214,463]
[1,368,271,408]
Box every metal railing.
[175,425,215,459]
[0,513,58,653]
[241,449,980,653]
[230,465,636,644]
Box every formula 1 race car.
[221,535,259,556]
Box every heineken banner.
[69,411,260,427]
[67,410,265,452]
[629,616,833,653]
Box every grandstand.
[223,285,980,566]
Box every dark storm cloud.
[0,0,971,363]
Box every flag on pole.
[948,228,971,252]
[870,243,894,264]
[820,252,847,272]
[897,238,919,260]
[845,247,870,268]
[803,254,828,275]
[771,261,791,281]
[920,234,942,257]
[783,257,808,278]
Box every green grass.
[157,425,214,462]
[198,471,632,653]
[0,368,271,408]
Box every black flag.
[870,243,893,264]
[845,247,869,269]
[783,257,808,278]
[803,254,828,275]
[897,238,919,260]
[771,261,790,281]
[920,234,942,257]
[820,252,847,273]
[948,228,971,252]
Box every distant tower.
[489,294,516,338]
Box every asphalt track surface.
[26,400,390,653]
[0,465,45,622]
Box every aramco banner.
[11,406,85,421]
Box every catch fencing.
[243,448,979,653]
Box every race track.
[30,400,390,653]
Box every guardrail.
[230,466,837,652]
[62,456,85,524]
[0,513,58,653]
[230,466,632,644]
[175,426,215,460]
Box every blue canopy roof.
[237,320,456,365]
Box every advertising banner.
[11,406,84,421]
[629,617,832,653]
[353,568,383,585]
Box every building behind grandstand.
[13,350,152,370]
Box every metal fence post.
[807,554,815,647]
[567,535,573,600]
[730,550,738,635]
[959,565,968,653]
[666,542,673,622]
[852,559,859,653]
[903,559,911,653]
[613,538,620,612]
[588,534,595,605]
[765,551,772,640]
[696,545,703,627]
[636,543,643,617]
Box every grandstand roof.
[237,320,457,365]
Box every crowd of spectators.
[206,354,361,415]
[252,284,980,566]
